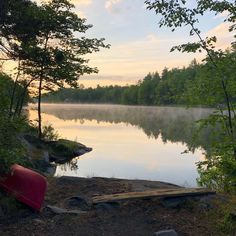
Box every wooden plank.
[92,188,215,204]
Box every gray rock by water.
[153,229,178,236]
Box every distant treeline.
[42,59,208,106]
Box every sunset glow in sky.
[5,0,234,87]
[75,0,234,87]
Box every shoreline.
[29,102,214,110]
[1,175,233,236]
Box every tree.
[20,0,109,139]
[0,0,41,117]
[145,0,236,192]
[0,0,109,138]
[0,72,29,175]
[138,72,160,105]
[121,85,139,105]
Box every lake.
[29,104,213,187]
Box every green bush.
[0,115,28,176]
[42,124,59,141]
[197,143,236,193]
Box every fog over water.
[29,104,214,187]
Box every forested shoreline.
[42,55,234,107]
[42,59,199,105]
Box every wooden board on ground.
[92,188,215,204]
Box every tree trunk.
[18,93,27,117]
[37,35,49,139]
[38,77,43,139]
[9,60,21,117]
[15,86,27,117]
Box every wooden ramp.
[92,188,215,204]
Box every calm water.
[29,104,213,187]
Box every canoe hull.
[0,164,47,211]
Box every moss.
[48,139,85,158]
[23,135,91,167]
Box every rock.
[33,219,45,225]
[195,195,222,210]
[21,135,56,174]
[161,197,186,209]
[47,139,92,164]
[45,205,87,215]
[153,229,178,236]
[65,196,91,211]
[42,150,50,163]
[22,134,44,148]
[22,135,92,172]
[45,165,57,176]
[74,147,92,156]
[94,202,120,211]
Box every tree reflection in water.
[39,104,219,154]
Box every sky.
[71,0,234,87]
[4,0,235,88]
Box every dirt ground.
[0,176,235,236]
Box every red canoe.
[0,164,47,211]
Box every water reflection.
[29,104,214,187]
[38,104,215,151]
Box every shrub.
[42,124,59,141]
[0,116,28,176]
[197,143,236,194]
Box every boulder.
[65,196,91,211]
[161,197,187,209]
[94,202,120,211]
[46,139,92,164]
[22,135,92,173]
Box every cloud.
[83,33,201,85]
[205,22,234,50]
[79,76,136,88]
[214,10,229,19]
[105,0,122,13]
[74,9,86,18]
[207,22,230,37]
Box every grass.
[200,194,236,235]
